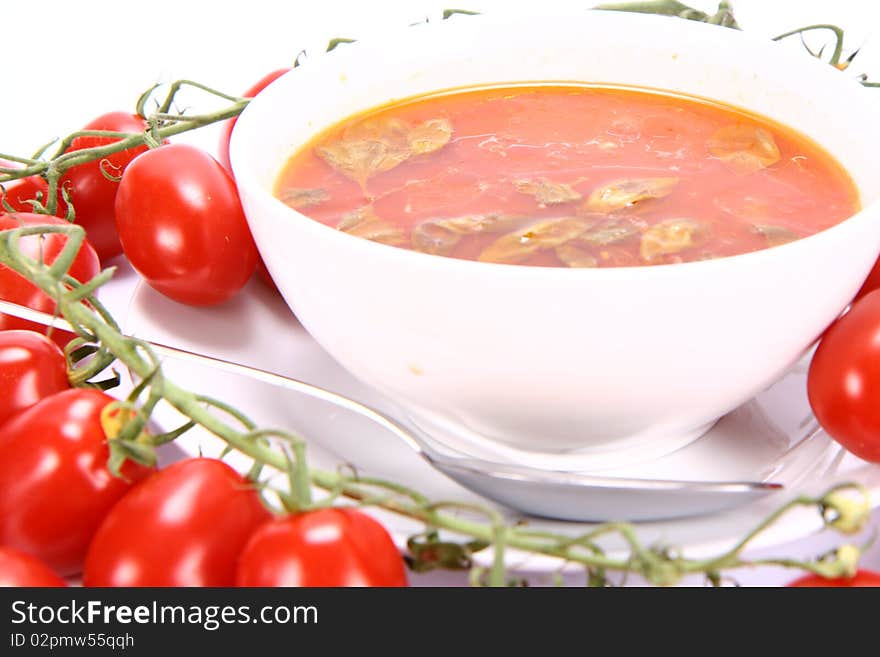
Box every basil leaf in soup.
[578,217,642,246]
[408,118,453,155]
[413,214,521,256]
[337,206,406,246]
[707,125,780,175]
[752,223,798,247]
[515,179,582,206]
[556,243,598,268]
[640,218,703,261]
[280,187,330,209]
[478,216,593,264]
[583,177,679,213]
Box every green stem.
[489,524,508,586]
[594,0,708,19]
[195,394,257,430]
[51,130,146,160]
[54,101,246,172]
[152,420,198,445]
[335,474,431,508]
[291,439,313,507]
[156,79,245,114]
[44,163,61,216]
[772,24,845,66]
[681,483,866,576]
[0,85,247,201]
[0,153,40,167]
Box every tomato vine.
[0,4,877,586]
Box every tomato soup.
[274,84,859,267]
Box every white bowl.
[230,11,880,470]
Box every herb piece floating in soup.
[276,84,859,267]
[515,179,582,206]
[337,206,405,246]
[640,218,703,262]
[316,118,412,191]
[556,243,598,268]
[707,124,781,175]
[315,116,452,191]
[412,221,461,256]
[412,214,521,256]
[478,216,592,265]
[280,187,330,209]
[579,217,643,247]
[752,224,799,247]
[408,118,453,155]
[583,177,679,213]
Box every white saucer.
[124,277,880,569]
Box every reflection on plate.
[124,277,880,571]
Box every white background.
[3,0,880,155]
[2,0,880,586]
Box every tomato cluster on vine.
[1,73,284,327]
[0,328,408,587]
[0,73,410,588]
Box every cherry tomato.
[0,548,67,587]
[83,458,270,587]
[808,290,880,462]
[0,388,153,576]
[0,159,50,214]
[217,68,289,172]
[788,569,880,587]
[59,111,150,261]
[236,508,408,587]
[114,144,258,306]
[0,329,69,426]
[0,213,101,346]
[216,69,287,293]
[854,255,880,302]
[254,258,279,292]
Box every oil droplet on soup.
[274,84,859,268]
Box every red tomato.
[854,255,880,302]
[0,547,67,587]
[60,112,150,261]
[788,569,880,587]
[114,144,258,306]
[0,329,69,426]
[0,159,50,214]
[808,290,880,462]
[0,388,153,575]
[254,258,278,292]
[218,68,289,172]
[83,458,270,587]
[0,213,101,346]
[217,69,288,293]
[236,508,408,587]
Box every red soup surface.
[274,84,859,267]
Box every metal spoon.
[0,299,785,521]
